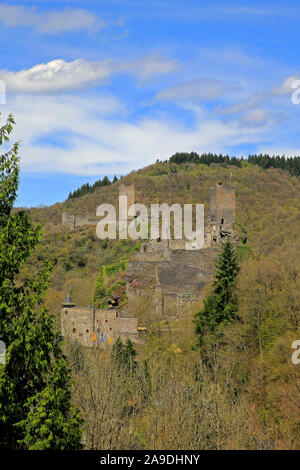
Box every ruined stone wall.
[209,181,236,243]
[119,183,135,207]
[162,291,202,318]
[61,307,93,347]
[210,181,235,226]
[127,180,236,320]
[62,184,135,230]
[169,239,186,250]
[62,212,75,230]
[126,247,218,320]
[74,215,89,228]
[61,307,138,347]
[133,250,170,263]
[62,212,99,230]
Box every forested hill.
[20,158,300,449]
[61,153,300,202]
[168,152,300,176]
[23,158,300,314]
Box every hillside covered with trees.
[168,152,300,176]
[12,154,300,450]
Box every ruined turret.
[61,294,75,308]
[208,181,236,245]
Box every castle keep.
[209,180,236,244]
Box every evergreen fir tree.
[101,176,110,186]
[194,239,240,349]
[112,336,126,365]
[0,114,82,449]
[112,337,137,373]
[124,339,138,372]
[16,350,82,450]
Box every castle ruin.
[61,180,237,343]
[62,183,135,230]
[61,296,139,348]
[125,180,237,320]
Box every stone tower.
[209,181,236,244]
[119,183,135,207]
[62,212,75,230]
[119,183,135,221]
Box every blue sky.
[1,0,300,206]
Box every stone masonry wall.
[62,183,136,230]
[61,307,138,347]
[210,181,235,226]
[126,247,218,320]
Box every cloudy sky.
[1,0,300,206]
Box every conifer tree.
[194,239,240,349]
[124,339,138,372]
[0,114,82,449]
[112,337,137,372]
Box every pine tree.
[0,114,82,449]
[16,351,82,450]
[194,239,240,349]
[124,339,138,372]
[112,336,126,365]
[112,337,137,373]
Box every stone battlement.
[61,305,139,347]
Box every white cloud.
[198,46,263,69]
[217,6,282,16]
[123,53,180,79]
[0,55,179,94]
[155,77,229,103]
[216,92,267,115]
[214,73,300,120]
[271,75,300,96]
[4,93,267,176]
[242,108,271,125]
[0,4,105,34]
[0,59,114,93]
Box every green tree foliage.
[94,266,106,303]
[169,151,300,176]
[112,337,137,373]
[0,114,82,449]
[194,240,240,348]
[94,258,132,308]
[68,174,118,199]
[16,353,82,450]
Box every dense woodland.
[66,152,300,202]
[68,152,300,203]
[22,154,300,449]
[1,117,300,449]
[168,152,300,176]
[67,175,118,199]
